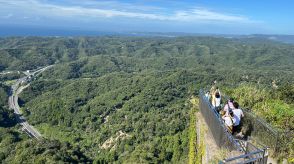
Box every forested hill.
[0,36,294,71]
[0,36,293,163]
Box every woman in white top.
[212,91,221,112]
[232,102,244,127]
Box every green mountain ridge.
[0,36,293,163]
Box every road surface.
[8,65,53,139]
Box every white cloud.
[2,13,13,19]
[0,0,253,23]
[66,0,165,12]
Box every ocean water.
[0,25,118,37]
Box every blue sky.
[0,0,293,35]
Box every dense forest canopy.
[0,37,294,72]
[0,36,293,163]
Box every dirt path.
[191,96,277,164]
[190,97,226,163]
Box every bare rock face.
[101,130,131,150]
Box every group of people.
[221,99,244,134]
[205,83,244,135]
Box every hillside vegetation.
[0,36,293,163]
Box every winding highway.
[8,65,53,139]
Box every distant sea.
[0,25,178,37]
[0,25,119,37]
[1,25,294,44]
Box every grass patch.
[36,123,79,143]
[4,80,16,86]
[188,96,199,164]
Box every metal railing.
[220,141,269,164]
[244,111,294,155]
[199,89,244,151]
[199,89,269,163]
[221,95,294,157]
